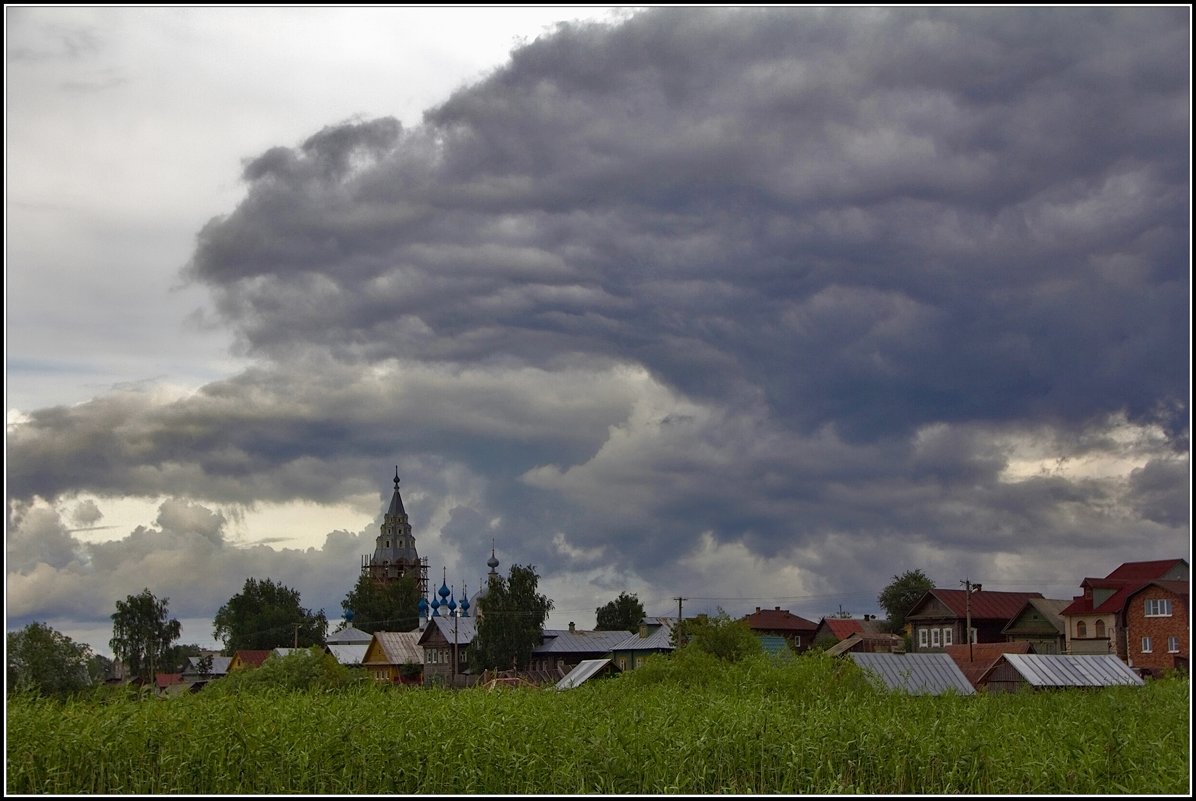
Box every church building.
[361,468,429,596]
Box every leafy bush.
[203,647,367,694]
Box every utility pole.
[293,622,300,649]
[452,585,459,689]
[674,596,687,645]
[961,579,981,662]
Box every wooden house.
[812,615,888,648]
[906,590,1042,652]
[740,607,819,652]
[228,650,273,671]
[1001,598,1069,654]
[361,631,424,685]
[611,617,676,671]
[943,641,1035,689]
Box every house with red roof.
[741,607,819,652]
[1060,559,1188,661]
[229,649,274,671]
[906,589,1043,652]
[1122,579,1189,675]
[812,615,888,649]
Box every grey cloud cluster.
[7,8,1188,636]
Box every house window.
[1167,636,1179,653]
[1145,599,1173,617]
[918,628,928,648]
[1095,620,1105,637]
[1076,621,1087,638]
[931,628,941,648]
[1141,637,1152,654]
[795,636,801,648]
[942,628,953,646]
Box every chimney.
[568,621,575,633]
[755,607,761,613]
[774,606,781,611]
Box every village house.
[905,589,1043,652]
[1001,598,1070,654]
[740,607,818,652]
[1122,580,1189,675]
[1060,559,1188,660]
[361,630,424,685]
[611,617,676,671]
[811,615,888,649]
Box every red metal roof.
[233,650,273,668]
[919,589,1043,621]
[1104,559,1187,581]
[820,618,862,639]
[154,672,184,689]
[742,608,818,632]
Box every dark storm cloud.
[185,7,1188,444]
[8,8,1188,631]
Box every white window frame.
[1167,636,1179,653]
[1145,599,1173,617]
[918,628,928,648]
[931,628,941,648]
[1141,636,1152,654]
[942,628,953,646]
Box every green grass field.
[6,651,1190,794]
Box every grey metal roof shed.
[981,653,1145,691]
[848,652,975,695]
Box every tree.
[671,609,761,662]
[110,588,182,685]
[213,577,327,653]
[470,564,553,672]
[877,569,935,634]
[341,573,420,633]
[595,591,646,633]
[164,642,208,673]
[7,622,100,697]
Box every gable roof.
[1104,559,1188,582]
[848,652,974,695]
[183,655,231,676]
[364,631,424,665]
[327,625,373,645]
[943,641,1034,688]
[612,617,676,652]
[1002,598,1069,635]
[982,654,1144,688]
[327,643,370,666]
[417,616,478,647]
[741,608,818,632]
[535,629,629,655]
[154,672,184,689]
[232,650,273,669]
[910,590,1043,621]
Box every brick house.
[1060,559,1189,660]
[1123,580,1189,675]
[906,590,1043,652]
[741,607,819,652]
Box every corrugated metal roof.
[535,629,629,655]
[327,643,369,666]
[612,618,676,652]
[997,654,1144,687]
[554,658,613,690]
[368,631,424,665]
[183,656,231,676]
[425,616,477,646]
[943,641,1034,687]
[848,652,975,695]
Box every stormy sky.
[6,7,1190,657]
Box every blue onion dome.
[448,596,457,613]
[431,595,441,616]
[418,597,429,615]
[487,550,500,570]
[344,609,355,622]
[439,580,451,599]
[459,595,470,614]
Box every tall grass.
[6,652,1189,794]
